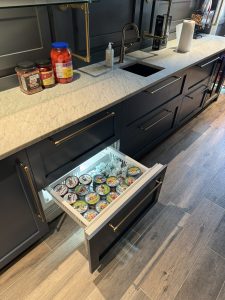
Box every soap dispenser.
[105,42,114,68]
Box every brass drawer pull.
[200,57,220,68]
[139,110,172,132]
[150,76,182,94]
[109,180,162,232]
[50,112,116,146]
[20,162,46,223]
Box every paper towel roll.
[177,20,195,53]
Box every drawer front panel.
[123,74,184,126]
[179,84,207,123]
[86,165,167,273]
[186,55,221,90]
[28,107,120,189]
[121,98,178,156]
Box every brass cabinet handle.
[19,162,46,223]
[200,57,220,68]
[109,180,163,233]
[139,110,172,132]
[50,112,116,146]
[149,76,182,94]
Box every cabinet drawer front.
[179,84,207,123]
[123,75,184,125]
[121,99,178,156]
[86,164,167,273]
[187,55,221,90]
[46,147,166,273]
[28,107,119,189]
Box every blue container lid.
[52,42,68,49]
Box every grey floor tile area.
[208,215,225,259]
[174,247,225,300]
[1,95,225,299]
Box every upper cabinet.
[0,0,91,8]
[0,6,51,90]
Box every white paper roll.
[177,20,195,53]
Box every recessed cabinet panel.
[121,97,179,157]
[123,75,184,126]
[0,6,51,78]
[179,84,207,124]
[0,152,48,270]
[0,0,90,8]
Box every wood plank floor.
[2,95,225,300]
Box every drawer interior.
[46,147,149,229]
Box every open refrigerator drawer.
[46,147,167,272]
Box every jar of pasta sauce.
[36,59,55,88]
[50,42,74,84]
[15,61,42,95]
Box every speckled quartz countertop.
[1,35,225,160]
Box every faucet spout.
[119,23,140,64]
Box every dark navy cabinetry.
[120,52,225,158]
[1,51,224,271]
[0,151,48,270]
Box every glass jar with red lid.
[50,42,74,84]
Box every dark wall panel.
[154,0,195,39]
[50,0,144,66]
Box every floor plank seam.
[0,242,54,297]
[204,197,225,212]
[139,286,152,300]
[172,239,225,300]
[133,223,184,289]
[207,244,225,262]
[42,240,54,252]
[216,280,225,300]
[132,203,168,236]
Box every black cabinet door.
[0,6,51,91]
[178,83,208,124]
[186,55,221,90]
[122,74,184,127]
[0,151,48,270]
[120,97,179,157]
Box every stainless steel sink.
[120,63,164,77]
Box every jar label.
[40,71,55,86]
[55,62,73,79]
[22,73,41,91]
